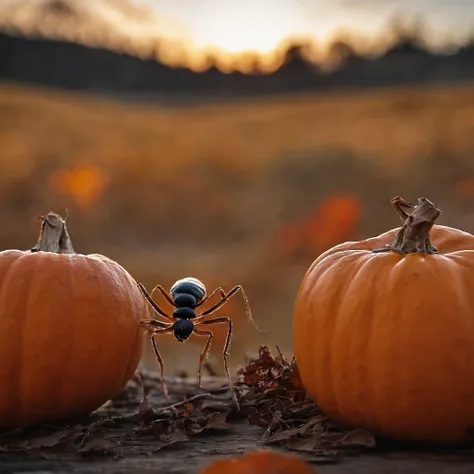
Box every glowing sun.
[184,1,304,53]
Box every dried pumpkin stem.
[373,196,441,254]
[389,195,416,222]
[31,212,75,254]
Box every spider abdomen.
[173,306,196,320]
[170,277,206,303]
[173,293,196,308]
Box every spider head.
[173,319,194,342]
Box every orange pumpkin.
[199,450,316,474]
[293,196,474,444]
[0,213,147,427]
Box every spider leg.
[138,283,175,323]
[139,319,170,329]
[150,326,174,399]
[192,328,213,390]
[195,317,240,410]
[151,284,176,307]
[194,287,226,308]
[198,285,264,333]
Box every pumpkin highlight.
[0,213,147,427]
[293,196,474,444]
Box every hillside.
[2,27,474,100]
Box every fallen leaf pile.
[238,346,376,463]
[0,372,237,462]
[0,346,377,466]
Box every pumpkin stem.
[31,212,75,254]
[389,195,417,222]
[373,196,441,254]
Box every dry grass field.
[2,80,474,376]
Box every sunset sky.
[1,0,473,73]
[142,0,474,52]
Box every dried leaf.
[183,402,194,417]
[337,429,376,448]
[28,430,71,449]
[137,374,155,424]
[36,450,61,461]
[203,412,229,431]
[290,364,304,389]
[159,427,189,446]
[284,436,326,453]
[198,398,233,412]
[79,437,115,454]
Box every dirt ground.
[1,364,474,474]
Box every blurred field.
[1,81,474,377]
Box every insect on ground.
[138,277,264,409]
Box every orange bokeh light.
[279,194,362,255]
[49,163,108,207]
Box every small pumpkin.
[0,213,147,427]
[293,196,474,444]
[199,450,316,474]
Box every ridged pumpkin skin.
[293,222,474,444]
[0,249,147,428]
